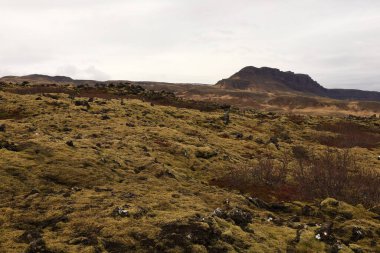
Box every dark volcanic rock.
[16,229,42,244]
[212,207,253,228]
[74,100,90,107]
[25,239,53,253]
[195,150,217,159]
[315,222,335,244]
[215,66,380,101]
[247,197,270,209]
[216,66,327,95]
[65,140,74,147]
[351,227,366,242]
[157,219,225,252]
[0,140,18,151]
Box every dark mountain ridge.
[1,66,380,102]
[215,66,380,101]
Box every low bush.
[212,148,380,207]
[287,114,305,125]
[315,121,380,148]
[293,148,380,207]
[211,153,291,200]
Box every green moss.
[0,91,379,252]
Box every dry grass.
[0,89,379,252]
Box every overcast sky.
[0,0,380,91]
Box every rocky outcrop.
[215,66,380,101]
[216,66,327,94]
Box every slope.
[0,86,380,252]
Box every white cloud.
[0,0,379,91]
[56,65,110,81]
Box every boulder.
[320,198,354,220]
[368,205,380,215]
[157,219,223,251]
[155,169,176,179]
[101,115,111,120]
[112,207,130,218]
[315,222,335,244]
[25,239,52,253]
[68,237,89,245]
[213,207,252,227]
[65,140,74,147]
[16,229,42,244]
[0,140,18,151]
[246,197,269,209]
[350,227,366,242]
[74,100,90,107]
[195,149,217,159]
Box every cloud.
[0,68,14,77]
[0,0,379,90]
[56,65,110,81]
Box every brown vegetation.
[5,85,227,112]
[211,156,294,201]
[293,148,380,207]
[212,148,380,207]
[1,88,379,252]
[315,121,380,148]
[269,96,324,109]
[358,101,380,112]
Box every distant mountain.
[0,74,75,84]
[2,69,379,102]
[1,71,380,115]
[215,66,380,101]
[26,74,74,83]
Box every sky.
[0,0,380,91]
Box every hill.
[0,74,76,85]
[215,66,380,101]
[0,83,380,252]
[1,68,380,116]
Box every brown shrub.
[0,108,26,120]
[315,121,380,148]
[316,121,374,134]
[253,158,289,187]
[349,169,380,206]
[212,148,380,207]
[8,86,73,95]
[357,101,380,112]
[211,153,291,201]
[293,149,380,207]
[287,114,306,125]
[293,149,354,201]
[269,96,324,109]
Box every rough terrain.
[0,82,380,252]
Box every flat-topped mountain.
[2,67,380,101]
[215,66,328,94]
[1,68,380,115]
[215,66,380,101]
